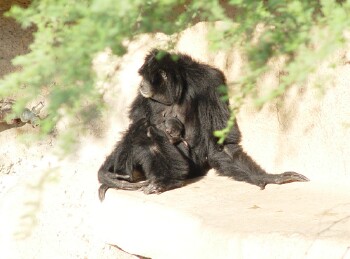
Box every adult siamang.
[98,49,308,199]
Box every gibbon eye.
[152,70,167,85]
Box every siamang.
[98,49,308,199]
[164,117,186,145]
[98,118,189,200]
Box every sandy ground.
[1,2,349,259]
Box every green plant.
[211,0,350,143]
[1,0,349,147]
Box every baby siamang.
[163,116,191,162]
[98,49,308,198]
[98,118,189,200]
[164,117,185,145]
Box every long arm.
[204,75,309,188]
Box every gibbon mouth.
[139,88,153,98]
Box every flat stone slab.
[96,173,350,259]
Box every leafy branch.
[1,0,349,148]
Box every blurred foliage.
[1,0,350,147]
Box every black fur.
[98,118,189,200]
[98,49,308,199]
[164,117,185,145]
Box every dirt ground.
[1,2,349,259]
